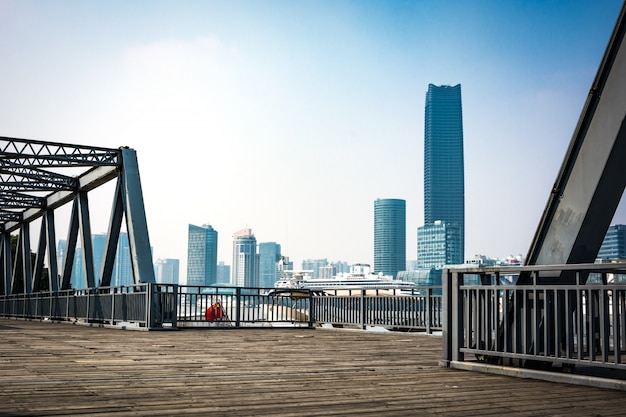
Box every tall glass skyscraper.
[258,242,281,288]
[423,83,465,264]
[186,224,218,286]
[598,224,626,260]
[374,198,406,278]
[232,228,258,287]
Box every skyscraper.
[374,198,406,278]
[258,242,281,288]
[232,228,258,287]
[155,258,180,284]
[598,224,626,260]
[423,83,465,265]
[186,224,218,286]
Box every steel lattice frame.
[0,136,155,295]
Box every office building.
[258,242,281,288]
[598,224,626,260]
[216,261,231,284]
[302,259,328,279]
[417,220,462,269]
[423,83,465,264]
[155,258,180,284]
[232,228,258,287]
[112,232,132,286]
[186,224,218,286]
[374,198,406,278]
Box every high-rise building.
[186,224,218,286]
[417,220,462,269]
[216,261,231,284]
[155,258,180,284]
[258,242,281,288]
[422,83,465,265]
[598,224,626,260]
[232,228,258,287]
[374,198,406,278]
[301,259,328,279]
[113,232,132,286]
[92,233,106,283]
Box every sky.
[1,0,625,282]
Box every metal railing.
[442,263,626,372]
[314,287,442,332]
[0,284,442,332]
[0,284,174,329]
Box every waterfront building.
[374,198,406,278]
[155,258,180,284]
[258,242,282,288]
[319,264,335,279]
[186,224,218,286]
[423,83,465,264]
[216,261,231,284]
[112,232,132,286]
[598,224,626,260]
[302,259,328,279]
[332,261,351,275]
[232,228,258,287]
[417,220,462,269]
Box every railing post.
[235,287,241,327]
[172,284,179,329]
[441,268,453,366]
[426,287,432,334]
[308,290,314,328]
[86,289,91,324]
[441,268,464,366]
[360,289,366,330]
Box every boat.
[275,263,415,291]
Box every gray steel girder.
[524,3,626,283]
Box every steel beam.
[524,3,626,282]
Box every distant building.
[422,83,465,264]
[598,224,626,260]
[302,259,328,279]
[156,258,179,284]
[186,224,218,286]
[319,264,335,279]
[216,261,231,284]
[232,228,258,287]
[374,198,406,278]
[417,220,462,269]
[59,232,125,289]
[92,233,106,282]
[397,269,442,286]
[258,242,281,288]
[332,261,351,275]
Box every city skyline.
[2,1,625,276]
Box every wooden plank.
[0,318,625,416]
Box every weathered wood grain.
[0,318,624,416]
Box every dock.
[1,318,625,416]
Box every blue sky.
[1,1,624,280]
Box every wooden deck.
[1,318,625,416]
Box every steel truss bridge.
[0,138,155,295]
[1,0,626,386]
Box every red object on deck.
[205,302,225,321]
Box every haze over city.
[1,1,625,281]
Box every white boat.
[275,263,415,291]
